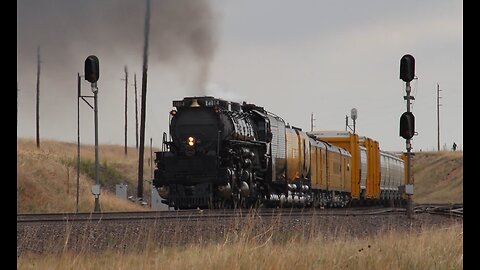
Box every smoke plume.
[17,0,217,143]
[17,0,217,96]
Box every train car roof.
[307,130,352,138]
[308,130,372,144]
[380,150,404,161]
[308,136,352,157]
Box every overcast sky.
[17,0,462,152]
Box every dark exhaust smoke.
[17,0,217,96]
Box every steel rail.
[18,204,462,224]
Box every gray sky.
[17,0,463,152]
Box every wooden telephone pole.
[36,46,41,148]
[138,0,151,200]
[134,74,139,149]
[437,83,442,151]
[123,66,128,155]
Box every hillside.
[412,150,463,204]
[17,138,154,213]
[17,138,463,213]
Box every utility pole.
[134,74,139,149]
[437,83,442,152]
[138,0,151,200]
[36,46,41,148]
[17,82,19,121]
[310,113,315,131]
[123,66,128,156]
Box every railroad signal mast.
[84,55,101,212]
[399,54,415,219]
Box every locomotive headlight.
[187,136,195,146]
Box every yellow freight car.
[308,131,404,206]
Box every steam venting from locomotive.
[205,83,246,104]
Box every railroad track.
[17,204,462,224]
[413,203,463,218]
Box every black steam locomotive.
[153,96,275,209]
[153,96,405,209]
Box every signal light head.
[84,55,100,83]
[400,54,415,82]
[187,136,195,146]
[399,112,415,139]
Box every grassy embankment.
[17,138,152,213]
[412,150,463,204]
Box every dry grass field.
[17,221,462,269]
[17,138,150,213]
[412,150,463,204]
